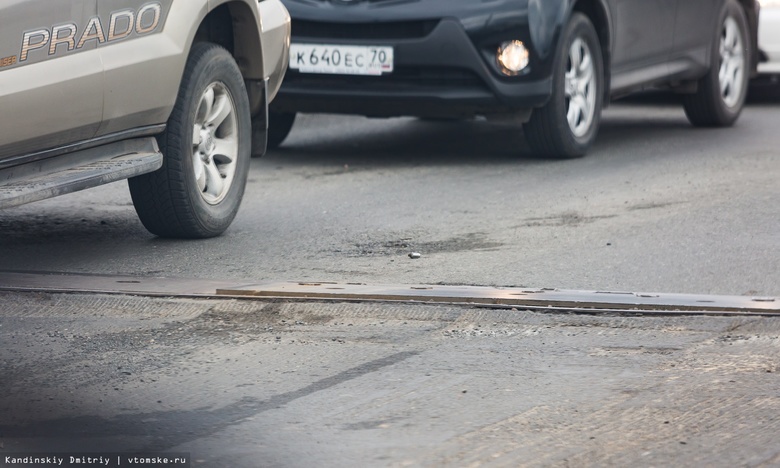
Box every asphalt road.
[1,292,779,467]
[2,96,780,466]
[0,94,778,296]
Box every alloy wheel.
[719,16,745,109]
[564,37,597,138]
[192,82,239,205]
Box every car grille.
[283,66,487,92]
[292,19,439,40]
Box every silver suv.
[0,0,290,238]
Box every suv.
[269,0,759,158]
[0,0,290,238]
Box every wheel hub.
[191,82,239,205]
[197,127,216,161]
[719,16,745,109]
[564,37,597,138]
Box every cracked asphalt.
[1,292,779,467]
[1,96,779,467]
[0,98,778,296]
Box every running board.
[0,137,162,209]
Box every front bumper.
[258,0,292,101]
[272,12,555,118]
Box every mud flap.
[248,77,269,158]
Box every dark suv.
[270,0,759,158]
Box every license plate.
[289,43,394,76]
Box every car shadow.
[269,115,532,167]
[265,102,704,169]
[748,79,780,104]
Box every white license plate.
[289,43,394,76]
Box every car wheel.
[128,43,251,238]
[683,0,750,127]
[524,12,603,158]
[267,111,296,149]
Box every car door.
[0,0,103,161]
[95,0,173,136]
[669,0,719,74]
[609,0,678,92]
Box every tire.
[524,13,604,158]
[683,0,750,127]
[128,43,251,238]
[267,111,296,149]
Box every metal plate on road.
[0,271,777,316]
[290,43,394,75]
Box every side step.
[0,138,162,209]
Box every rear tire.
[683,0,750,127]
[128,43,251,238]
[524,13,604,158]
[267,111,296,149]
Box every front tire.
[524,12,604,158]
[683,0,750,127]
[129,43,251,238]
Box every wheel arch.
[192,1,267,116]
[193,1,265,80]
